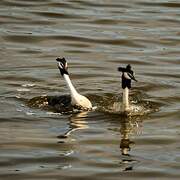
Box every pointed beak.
[131,75,138,82]
[128,73,138,82]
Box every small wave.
[26,112,35,116]
[46,112,62,116]
[22,83,35,87]
[17,88,30,92]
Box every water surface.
[0,0,180,179]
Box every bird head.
[118,64,137,89]
[118,64,137,82]
[56,57,69,76]
[125,64,137,82]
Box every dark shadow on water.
[106,113,143,172]
[119,117,141,171]
[57,111,89,139]
[56,110,143,172]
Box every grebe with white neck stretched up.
[118,64,137,112]
[56,57,92,110]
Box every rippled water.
[0,0,180,179]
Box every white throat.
[122,87,129,112]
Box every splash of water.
[24,91,160,116]
[95,92,160,116]
[106,101,150,116]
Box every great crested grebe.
[118,64,137,112]
[56,57,92,110]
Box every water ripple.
[1,0,180,179]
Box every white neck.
[63,74,79,97]
[122,87,129,111]
[63,74,92,109]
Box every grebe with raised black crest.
[118,64,137,112]
[56,57,92,110]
